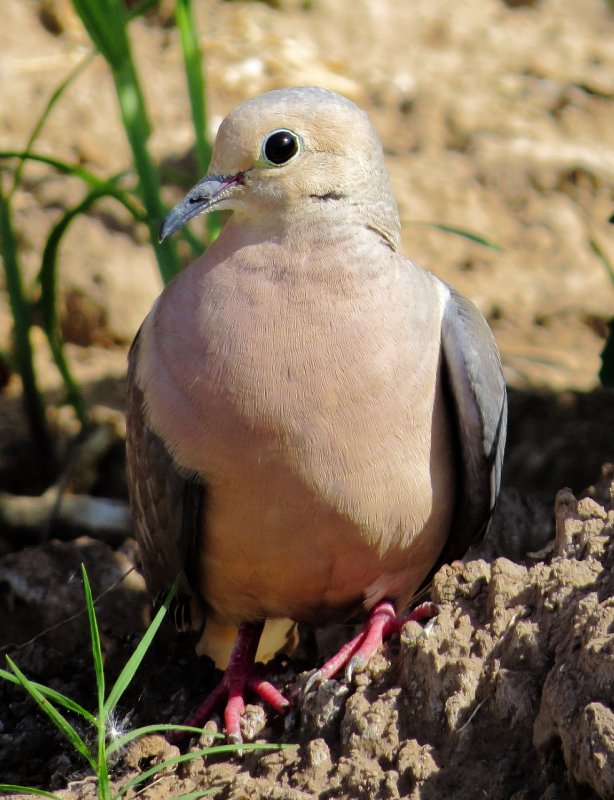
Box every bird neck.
[216,204,398,254]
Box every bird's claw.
[303,600,439,694]
[169,622,290,744]
[303,669,325,697]
[345,653,367,683]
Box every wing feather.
[439,284,507,561]
[126,330,204,629]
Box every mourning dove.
[126,86,506,741]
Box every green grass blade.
[0,668,95,722]
[0,786,63,799]
[107,724,221,757]
[103,582,177,719]
[175,0,210,174]
[599,318,614,388]
[427,223,502,250]
[0,181,52,460]
[114,60,180,282]
[11,54,94,196]
[174,0,220,243]
[430,222,502,250]
[171,792,219,799]
[114,744,288,798]
[1,150,115,189]
[39,183,135,427]
[430,222,503,252]
[39,202,92,428]
[407,220,502,251]
[590,235,614,284]
[71,0,127,68]
[590,236,614,386]
[6,657,96,770]
[1,153,144,222]
[81,565,105,715]
[80,565,112,800]
[71,0,181,282]
[98,753,111,800]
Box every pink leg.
[171,620,290,743]
[305,600,437,693]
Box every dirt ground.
[0,0,613,798]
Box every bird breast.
[135,230,455,621]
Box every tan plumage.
[126,86,506,724]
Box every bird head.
[159,86,400,249]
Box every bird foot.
[170,621,290,744]
[304,600,437,694]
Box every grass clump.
[0,566,285,799]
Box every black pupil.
[264,131,298,165]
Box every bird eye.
[262,129,300,165]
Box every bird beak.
[158,173,244,242]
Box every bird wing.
[438,283,507,561]
[126,328,204,631]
